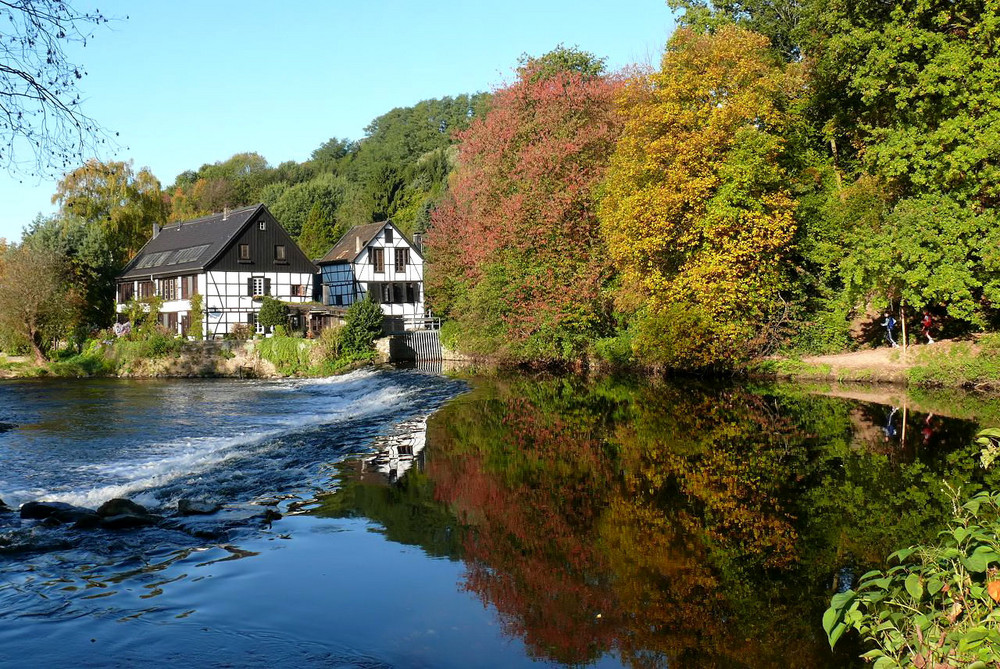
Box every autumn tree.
[52,159,168,264]
[425,48,624,360]
[599,27,804,367]
[0,243,74,362]
[0,1,113,175]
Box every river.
[0,369,993,667]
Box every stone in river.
[97,498,149,517]
[0,422,16,434]
[20,501,99,524]
[177,499,222,516]
[99,513,162,530]
[0,498,12,514]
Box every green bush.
[593,329,634,367]
[825,479,1000,666]
[787,306,855,356]
[341,294,384,354]
[46,352,115,377]
[258,296,288,333]
[189,294,204,341]
[439,320,461,352]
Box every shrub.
[229,323,253,341]
[258,296,288,333]
[189,294,204,341]
[341,294,384,354]
[825,478,1000,666]
[316,324,344,360]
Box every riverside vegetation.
[4,0,1000,378]
[0,294,385,379]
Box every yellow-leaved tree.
[599,26,804,368]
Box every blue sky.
[0,0,675,242]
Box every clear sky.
[0,0,676,242]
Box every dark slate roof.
[119,204,262,279]
[316,221,386,265]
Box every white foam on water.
[4,374,417,510]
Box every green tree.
[21,213,118,330]
[189,293,204,341]
[257,296,288,334]
[297,202,338,260]
[341,294,384,354]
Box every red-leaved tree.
[425,49,624,361]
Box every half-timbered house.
[116,204,317,339]
[316,221,426,331]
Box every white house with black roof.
[116,204,317,339]
[316,221,427,331]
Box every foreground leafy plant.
[825,482,1000,667]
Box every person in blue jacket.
[882,313,898,348]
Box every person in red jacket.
[921,310,935,344]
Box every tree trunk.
[900,301,907,355]
[29,330,46,365]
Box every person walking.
[921,310,935,344]
[882,313,899,348]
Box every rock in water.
[20,501,99,524]
[99,513,162,530]
[0,422,16,434]
[97,498,149,517]
[0,498,12,514]
[177,499,222,516]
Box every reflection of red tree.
[424,382,829,667]
[429,401,617,664]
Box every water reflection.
[316,376,990,667]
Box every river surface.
[0,370,994,667]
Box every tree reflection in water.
[316,376,990,668]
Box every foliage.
[825,487,1000,666]
[228,323,252,341]
[21,213,119,329]
[255,335,312,375]
[315,323,344,360]
[0,243,75,362]
[0,1,112,175]
[188,293,204,341]
[425,48,623,361]
[256,296,288,332]
[297,202,338,260]
[340,294,384,354]
[598,26,803,368]
[52,159,168,263]
[978,429,1000,470]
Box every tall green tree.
[0,244,74,362]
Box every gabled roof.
[316,220,423,265]
[316,221,386,265]
[119,204,263,279]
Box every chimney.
[152,223,161,239]
[413,233,422,252]
[355,235,361,253]
[222,207,229,221]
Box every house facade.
[316,221,427,331]
[116,204,317,339]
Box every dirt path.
[784,338,978,385]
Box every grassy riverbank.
[0,336,374,380]
[757,335,1000,391]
